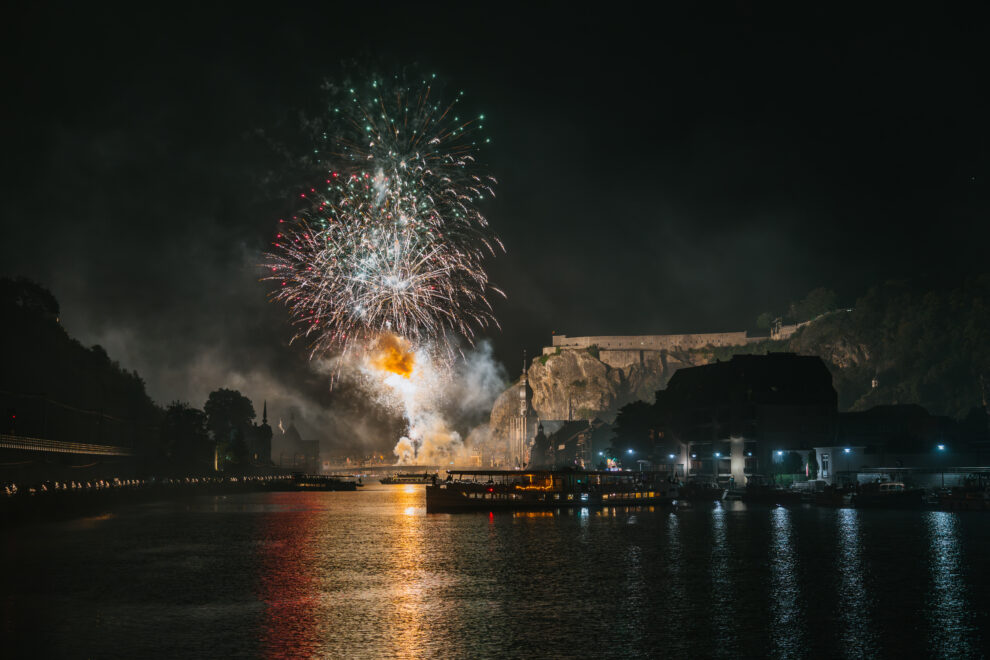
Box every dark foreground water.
[2,485,988,659]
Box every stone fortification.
[546,325,806,370]
[550,331,758,352]
[489,325,818,459]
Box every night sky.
[2,5,988,447]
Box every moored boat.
[425,468,678,513]
[851,481,924,508]
[273,474,358,491]
[679,480,727,501]
[938,480,990,511]
[379,472,438,485]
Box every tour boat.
[425,468,679,513]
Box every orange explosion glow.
[370,333,416,378]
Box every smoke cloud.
[333,336,507,465]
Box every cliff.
[490,276,990,444]
[489,346,711,446]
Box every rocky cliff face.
[489,282,990,448]
[489,348,712,445]
[488,320,876,446]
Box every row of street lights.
[603,443,949,479]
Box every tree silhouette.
[204,389,255,469]
[161,402,212,472]
[611,400,658,459]
[786,287,838,323]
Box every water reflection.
[623,544,645,646]
[8,488,990,657]
[665,513,686,621]
[836,508,878,657]
[257,494,320,658]
[769,506,804,658]
[385,486,427,658]
[710,503,734,651]
[925,511,976,656]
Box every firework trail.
[264,73,504,360]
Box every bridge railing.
[0,434,134,456]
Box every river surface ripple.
[2,485,988,658]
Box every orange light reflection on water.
[257,493,320,659]
[386,485,426,658]
[253,487,432,657]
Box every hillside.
[489,275,990,444]
[0,278,162,450]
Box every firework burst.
[264,73,503,358]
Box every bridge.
[325,464,481,475]
[0,434,134,456]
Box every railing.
[0,434,134,456]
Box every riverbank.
[0,474,357,526]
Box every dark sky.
[2,4,988,446]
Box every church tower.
[509,351,532,468]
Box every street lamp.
[937,444,946,487]
[842,447,852,486]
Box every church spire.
[262,400,267,425]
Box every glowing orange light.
[370,333,415,378]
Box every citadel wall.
[545,324,806,370]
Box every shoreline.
[0,475,356,526]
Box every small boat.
[938,478,990,511]
[679,480,727,501]
[379,472,437,485]
[273,474,357,491]
[851,481,924,508]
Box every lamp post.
[937,443,946,487]
[714,451,721,483]
[843,447,851,486]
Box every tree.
[611,400,659,461]
[787,287,838,323]
[204,389,256,469]
[756,312,774,330]
[0,277,60,318]
[807,449,819,479]
[161,402,211,472]
[783,451,804,475]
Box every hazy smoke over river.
[331,336,506,465]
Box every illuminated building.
[507,353,536,468]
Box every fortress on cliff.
[491,321,815,467]
[543,321,808,369]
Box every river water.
[2,484,988,658]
